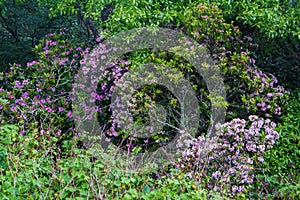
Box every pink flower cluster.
[0,29,87,138]
[176,115,279,195]
[243,64,289,118]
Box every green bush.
[0,123,226,199]
[251,89,300,199]
[206,0,300,39]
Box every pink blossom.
[68,110,73,118]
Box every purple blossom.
[56,130,62,136]
[14,80,22,89]
[45,33,55,37]
[96,35,102,42]
[27,60,38,67]
[22,92,29,99]
[212,171,221,178]
[67,110,73,118]
[258,157,264,162]
[41,129,46,135]
[22,80,29,85]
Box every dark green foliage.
[251,36,300,90]
[205,0,300,90]
[0,0,97,69]
[0,0,39,67]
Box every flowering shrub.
[241,65,288,119]
[75,3,289,156]
[176,115,279,196]
[182,3,289,121]
[0,28,87,144]
[74,46,186,152]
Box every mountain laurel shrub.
[175,115,279,196]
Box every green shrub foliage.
[252,90,300,199]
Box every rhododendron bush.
[0,29,87,140]
[0,2,293,199]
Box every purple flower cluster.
[189,4,288,121]
[0,28,87,138]
[243,65,289,118]
[176,115,279,195]
[72,41,129,138]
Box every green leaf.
[143,185,151,193]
